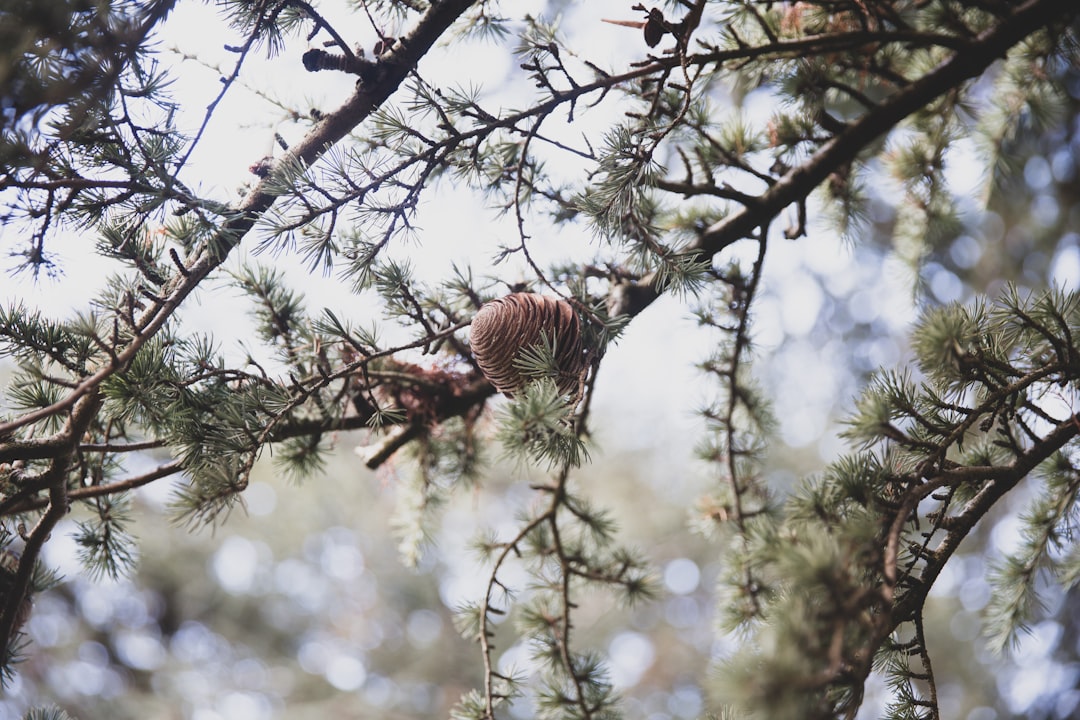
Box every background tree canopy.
[1,0,1080,718]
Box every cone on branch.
[470,293,586,396]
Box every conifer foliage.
[1,0,1079,718]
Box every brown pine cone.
[470,293,585,395]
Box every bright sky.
[0,0,1001,467]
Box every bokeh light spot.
[212,536,260,595]
[325,652,367,691]
[608,632,656,688]
[406,609,443,648]
[663,558,700,596]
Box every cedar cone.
[470,293,585,395]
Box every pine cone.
[470,293,585,395]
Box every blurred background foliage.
[0,387,723,720]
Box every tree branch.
[0,390,101,663]
[610,0,1075,317]
[0,0,483,439]
[0,460,184,517]
[891,412,1080,625]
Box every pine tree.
[1,1,1079,718]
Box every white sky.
[0,0,941,465]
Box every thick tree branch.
[808,410,1080,715]
[1,459,184,517]
[0,437,68,464]
[610,0,1075,317]
[0,391,101,662]
[890,412,1080,625]
[0,0,481,440]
